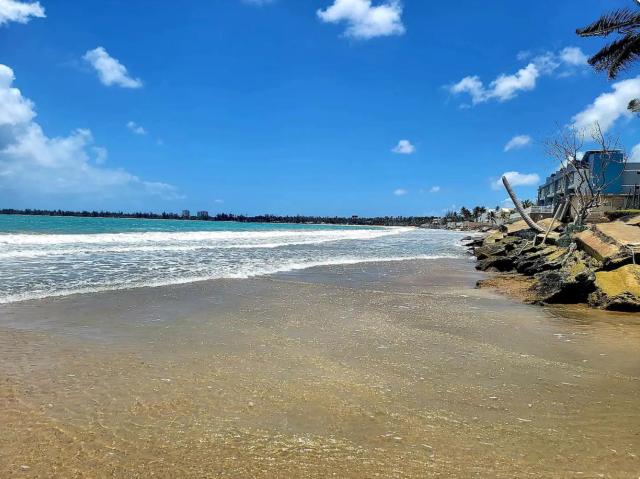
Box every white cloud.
[559,46,588,66]
[504,134,532,152]
[429,186,440,193]
[631,143,640,162]
[317,0,404,39]
[0,0,44,26]
[490,64,539,102]
[92,146,108,164]
[391,139,415,154]
[127,121,147,135]
[0,64,179,202]
[83,47,142,89]
[491,171,540,190]
[450,47,587,105]
[451,64,539,105]
[0,65,35,125]
[393,188,408,196]
[572,76,640,132]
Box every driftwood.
[502,176,545,233]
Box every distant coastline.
[0,209,437,227]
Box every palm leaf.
[588,34,633,70]
[608,34,640,78]
[577,8,640,37]
[629,98,640,113]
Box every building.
[478,208,513,226]
[537,150,640,209]
[181,210,191,219]
[197,211,209,220]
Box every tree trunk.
[502,176,545,233]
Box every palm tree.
[577,3,640,79]
[472,206,486,221]
[577,1,640,111]
[521,199,534,209]
[460,207,473,221]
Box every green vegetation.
[0,209,437,227]
[604,209,640,220]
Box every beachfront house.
[537,150,640,212]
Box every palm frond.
[588,34,634,69]
[587,33,640,78]
[629,98,640,113]
[608,34,640,78]
[577,8,640,37]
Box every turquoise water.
[0,215,374,235]
[0,215,469,303]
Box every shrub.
[604,210,640,221]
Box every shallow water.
[0,216,467,303]
[1,259,639,477]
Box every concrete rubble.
[466,215,640,312]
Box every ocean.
[0,215,469,303]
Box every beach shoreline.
[2,257,640,477]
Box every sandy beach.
[1,258,640,478]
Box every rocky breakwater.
[465,214,640,312]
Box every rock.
[589,264,640,311]
[532,257,595,303]
[536,218,564,233]
[501,236,524,251]
[574,229,623,264]
[503,220,532,235]
[574,222,640,267]
[475,243,508,260]
[515,246,565,276]
[623,214,640,226]
[596,222,640,246]
[475,255,515,272]
[462,236,484,248]
[483,231,505,244]
[535,231,561,245]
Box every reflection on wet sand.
[1,259,639,478]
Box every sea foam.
[0,223,467,304]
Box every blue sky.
[1,0,639,216]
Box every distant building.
[479,208,513,226]
[197,211,209,220]
[537,150,640,209]
[181,210,191,219]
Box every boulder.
[624,214,640,226]
[475,255,515,272]
[504,220,530,235]
[462,236,484,248]
[475,242,508,260]
[574,222,640,267]
[573,229,623,264]
[596,222,640,246]
[501,236,524,251]
[589,264,640,311]
[483,231,505,244]
[531,256,595,304]
[536,218,564,233]
[535,231,561,245]
[514,246,565,276]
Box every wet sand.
[1,258,640,478]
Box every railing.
[530,206,554,214]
